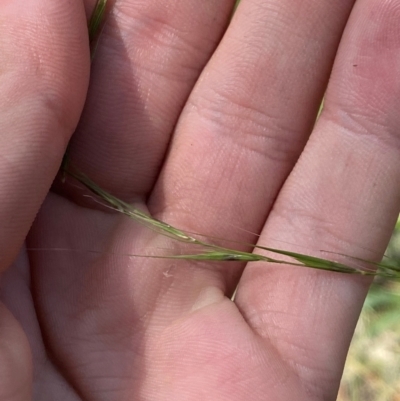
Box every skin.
[1,0,400,399]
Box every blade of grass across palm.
[63,164,400,278]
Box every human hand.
[1,0,400,399]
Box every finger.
[0,0,90,270]
[150,0,356,292]
[67,0,236,198]
[236,0,400,398]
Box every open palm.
[2,0,400,400]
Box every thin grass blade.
[63,164,400,279]
[88,0,108,58]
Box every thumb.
[0,0,90,271]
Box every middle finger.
[149,0,357,295]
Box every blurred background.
[338,220,400,401]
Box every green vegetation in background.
[337,222,400,400]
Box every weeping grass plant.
[65,164,400,278]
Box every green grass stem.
[64,164,400,279]
[88,0,108,58]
